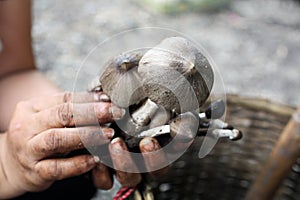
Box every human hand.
[92,136,169,190]
[0,92,123,198]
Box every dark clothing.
[12,175,96,200]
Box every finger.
[36,154,97,181]
[109,138,141,187]
[31,92,110,112]
[29,126,114,157]
[92,163,113,190]
[140,137,169,176]
[33,102,125,130]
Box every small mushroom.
[133,36,214,126]
[170,112,199,142]
[99,53,146,108]
[130,98,172,127]
[131,98,159,126]
[116,101,171,136]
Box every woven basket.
[146,94,298,200]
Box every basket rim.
[226,94,296,117]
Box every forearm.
[0,0,35,76]
[0,70,61,131]
[0,0,62,131]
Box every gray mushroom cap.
[138,37,214,113]
[100,53,146,108]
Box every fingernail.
[87,155,97,165]
[110,137,125,152]
[93,92,110,102]
[140,137,159,152]
[93,156,100,163]
[111,137,122,146]
[99,93,110,102]
[103,128,115,139]
[109,106,126,120]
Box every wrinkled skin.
[0,92,168,198]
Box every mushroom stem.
[170,112,199,141]
[185,62,195,75]
[131,99,159,126]
[199,100,225,120]
[120,59,135,70]
[211,129,242,140]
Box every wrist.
[0,133,26,198]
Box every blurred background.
[31,0,300,199]
[32,0,300,107]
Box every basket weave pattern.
[148,96,299,200]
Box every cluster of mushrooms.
[92,37,242,151]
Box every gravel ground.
[31,0,300,198]
[32,0,300,106]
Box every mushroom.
[99,52,172,136]
[99,53,146,108]
[98,37,214,140]
[169,112,199,142]
[133,36,214,126]
[115,102,172,137]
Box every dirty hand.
[92,136,169,190]
[0,92,122,198]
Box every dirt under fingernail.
[110,137,126,153]
[99,93,110,102]
[109,106,126,120]
[93,156,100,163]
[103,128,115,139]
[141,137,159,152]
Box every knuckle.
[29,97,42,112]
[22,171,46,191]
[43,129,61,153]
[17,151,31,170]
[15,100,30,111]
[42,160,62,180]
[29,141,41,155]
[77,157,92,173]
[62,92,73,103]
[49,161,62,180]
[8,121,24,134]
[57,103,74,126]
